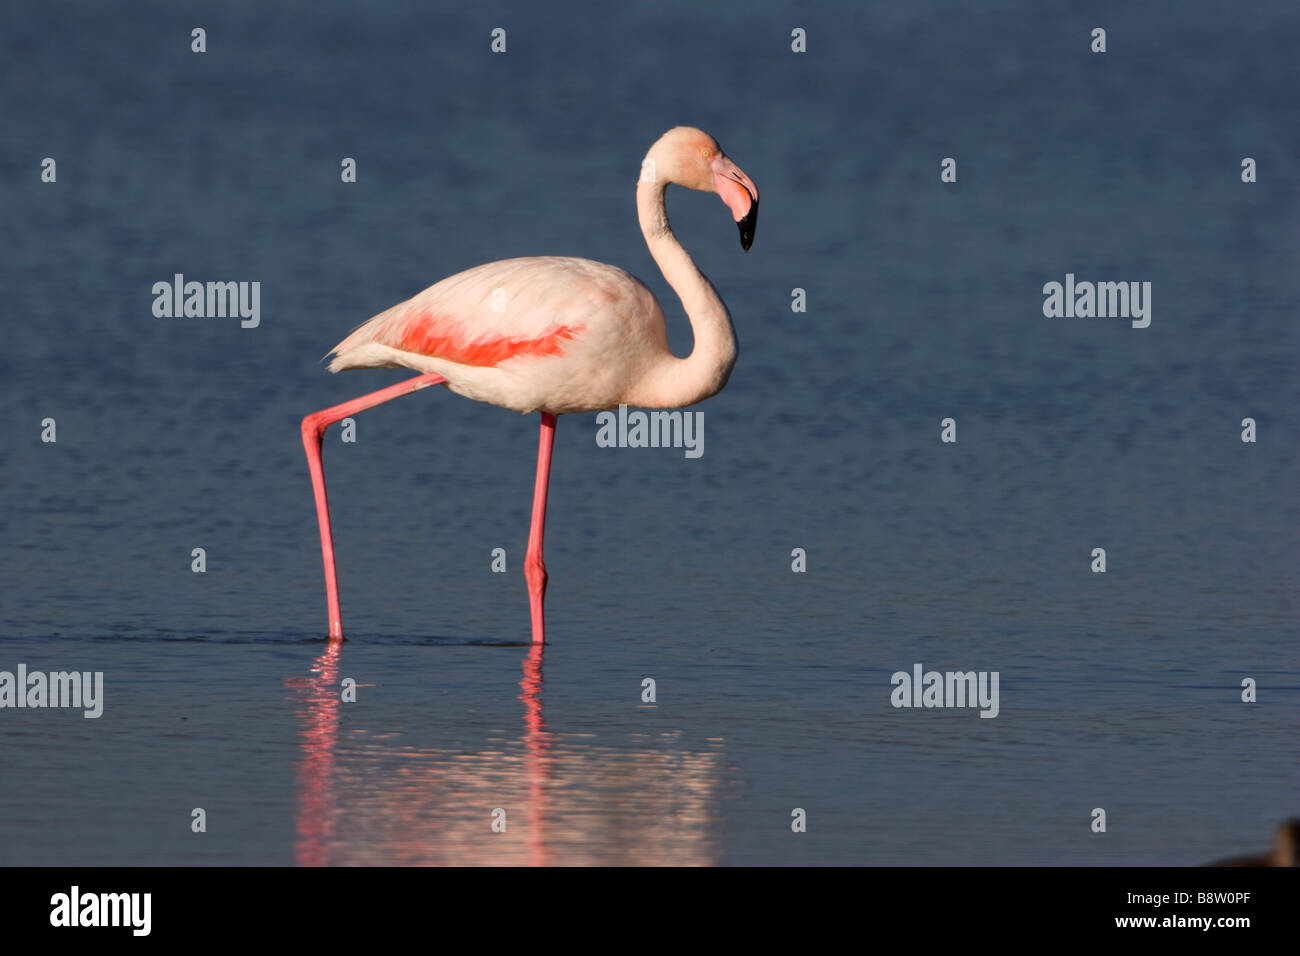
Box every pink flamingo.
[301,127,758,643]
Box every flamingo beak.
[711,155,759,251]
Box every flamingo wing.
[327,256,652,371]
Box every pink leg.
[525,413,557,645]
[301,372,445,640]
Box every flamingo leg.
[301,372,446,640]
[525,413,557,644]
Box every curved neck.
[631,177,737,408]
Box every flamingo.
[301,126,758,643]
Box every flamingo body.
[328,256,668,415]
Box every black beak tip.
[738,198,758,251]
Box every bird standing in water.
[301,126,758,643]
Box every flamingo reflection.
[288,643,721,865]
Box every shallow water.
[1,0,1297,864]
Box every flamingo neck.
[630,176,737,409]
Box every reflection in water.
[285,642,342,867]
[288,644,723,865]
[520,644,550,867]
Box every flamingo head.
[646,127,759,251]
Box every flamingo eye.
[701,148,714,159]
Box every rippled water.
[1,0,1297,864]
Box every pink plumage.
[327,257,667,414]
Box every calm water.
[1,1,1296,865]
